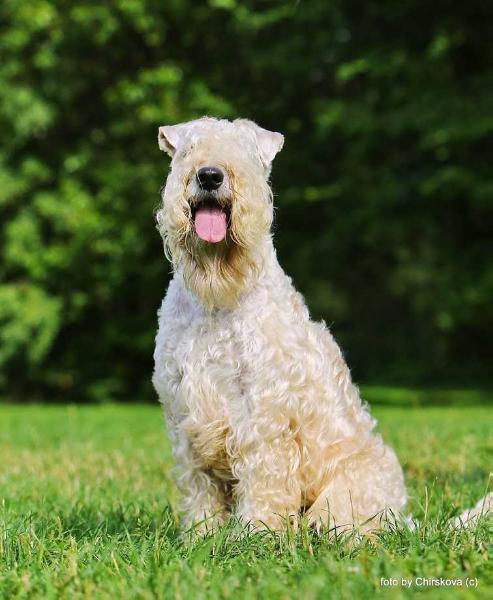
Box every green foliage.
[0,402,491,598]
[0,1,491,400]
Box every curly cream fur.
[153,117,409,532]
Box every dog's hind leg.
[306,436,407,533]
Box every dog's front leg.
[172,428,228,534]
[178,467,227,534]
[233,426,301,530]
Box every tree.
[0,0,491,401]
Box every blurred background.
[0,0,491,403]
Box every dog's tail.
[451,492,492,528]
[404,492,491,531]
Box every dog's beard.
[159,175,273,310]
[179,194,260,310]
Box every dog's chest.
[173,312,250,473]
[181,315,244,401]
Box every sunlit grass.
[0,399,491,599]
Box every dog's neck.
[174,234,277,312]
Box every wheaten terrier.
[152,117,408,532]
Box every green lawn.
[0,396,491,599]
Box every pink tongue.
[194,206,227,243]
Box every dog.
[152,117,488,533]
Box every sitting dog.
[152,116,410,532]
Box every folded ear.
[158,124,189,157]
[255,126,284,167]
[246,122,284,169]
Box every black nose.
[196,166,224,191]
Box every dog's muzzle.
[189,166,230,244]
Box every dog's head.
[156,117,284,309]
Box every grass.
[0,394,491,599]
